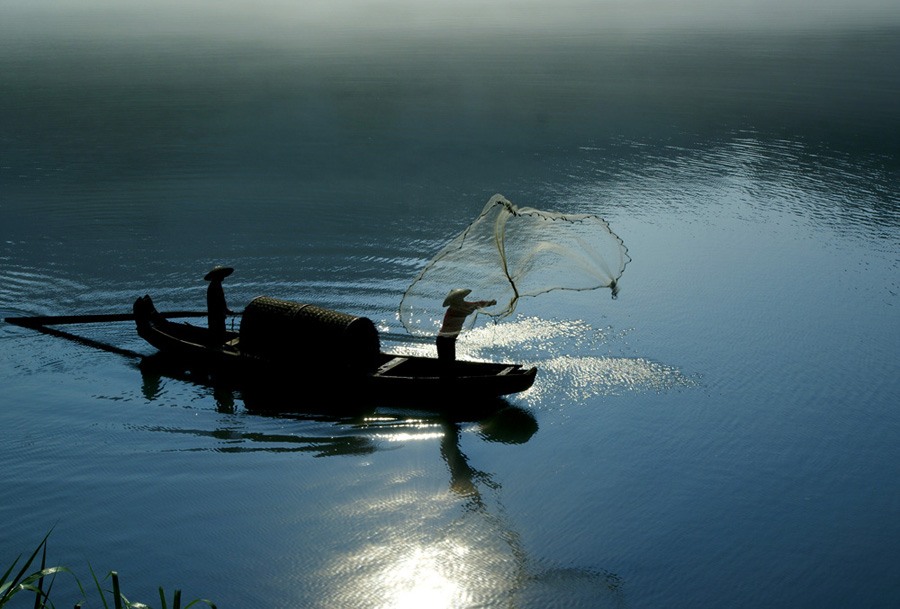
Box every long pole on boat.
[4,311,214,328]
[3,311,236,358]
[5,313,435,362]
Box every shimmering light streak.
[381,547,464,609]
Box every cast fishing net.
[399,194,630,336]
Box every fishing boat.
[132,295,537,400]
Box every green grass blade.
[110,572,122,609]
[32,539,49,609]
[0,580,15,600]
[16,585,50,608]
[1,557,22,594]
[21,567,72,587]
[1,555,23,604]
[86,563,110,609]
[1,532,51,605]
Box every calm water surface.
[2,2,899,608]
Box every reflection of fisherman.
[204,266,235,346]
[437,288,496,366]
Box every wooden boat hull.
[133,296,537,401]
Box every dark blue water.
[2,2,899,607]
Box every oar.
[4,311,216,328]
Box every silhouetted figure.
[204,266,234,346]
[437,288,496,369]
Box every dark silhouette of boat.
[133,295,536,401]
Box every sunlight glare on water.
[460,317,700,405]
[313,487,517,608]
[381,547,465,609]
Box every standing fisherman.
[437,288,496,368]
[204,266,235,346]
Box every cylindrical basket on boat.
[239,296,380,372]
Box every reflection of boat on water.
[133,295,537,413]
[137,350,540,457]
[138,349,531,424]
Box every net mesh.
[400,194,630,336]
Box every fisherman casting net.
[400,194,630,336]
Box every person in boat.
[437,288,496,367]
[204,266,235,346]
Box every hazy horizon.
[3,0,900,43]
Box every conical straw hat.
[204,266,234,281]
[443,288,471,307]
